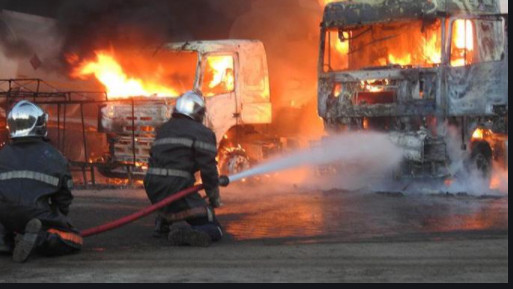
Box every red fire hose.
[80,184,204,237]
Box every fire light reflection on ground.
[215,180,508,243]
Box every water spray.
[228,132,402,183]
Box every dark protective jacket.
[144,115,219,214]
[0,137,75,232]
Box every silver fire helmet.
[7,100,49,139]
[173,90,206,122]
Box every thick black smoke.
[1,0,250,64]
[54,0,248,60]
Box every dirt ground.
[0,184,508,282]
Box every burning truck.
[83,40,281,178]
[318,0,508,181]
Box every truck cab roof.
[163,39,265,54]
[323,0,501,27]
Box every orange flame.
[327,19,442,70]
[387,33,441,66]
[326,31,349,70]
[451,19,474,67]
[207,56,234,90]
[388,54,412,66]
[71,50,178,99]
[471,128,491,141]
[203,55,234,97]
[424,33,443,64]
[333,83,342,97]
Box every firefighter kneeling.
[144,90,225,247]
[0,101,82,262]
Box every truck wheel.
[219,149,251,176]
[96,154,145,180]
[96,154,122,179]
[469,143,492,181]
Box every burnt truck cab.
[318,0,508,179]
[98,40,274,178]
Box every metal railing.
[0,78,153,188]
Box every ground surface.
[0,183,508,282]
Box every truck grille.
[101,100,175,164]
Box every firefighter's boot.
[0,240,9,253]
[13,218,42,263]
[168,222,212,247]
[152,215,170,238]
[1,223,12,253]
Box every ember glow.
[71,51,178,99]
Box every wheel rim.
[226,154,250,175]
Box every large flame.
[71,50,178,99]
[387,33,442,66]
[327,19,442,70]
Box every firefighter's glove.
[219,175,230,187]
[208,187,222,208]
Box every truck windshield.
[323,19,442,71]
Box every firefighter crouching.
[0,101,82,262]
[144,90,224,247]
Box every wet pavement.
[0,183,508,282]
[219,187,508,244]
[70,183,508,247]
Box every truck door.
[200,53,238,144]
[445,17,507,116]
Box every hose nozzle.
[219,175,230,187]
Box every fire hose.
[80,176,230,238]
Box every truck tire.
[96,154,146,180]
[469,142,492,181]
[219,148,251,176]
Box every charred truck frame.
[318,0,508,180]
